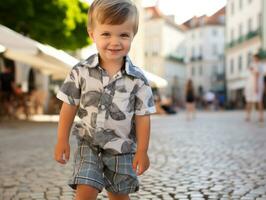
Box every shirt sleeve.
[56,67,81,106]
[135,82,156,115]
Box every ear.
[87,28,95,41]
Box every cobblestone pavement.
[0,111,266,200]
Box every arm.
[132,115,151,175]
[54,102,78,164]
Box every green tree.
[0,0,91,50]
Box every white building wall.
[185,25,225,94]
[226,0,262,43]
[226,39,261,90]
[225,0,262,102]
[144,13,186,101]
[162,24,184,56]
[144,19,164,75]
[164,60,186,97]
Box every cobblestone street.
[0,111,266,200]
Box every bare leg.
[186,103,191,121]
[107,192,130,200]
[258,101,264,122]
[245,102,252,121]
[191,102,196,119]
[75,184,99,200]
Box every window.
[258,13,262,29]
[145,52,148,57]
[192,46,195,57]
[152,51,158,56]
[247,52,252,67]
[212,65,217,75]
[199,65,203,76]
[191,66,195,76]
[238,23,243,37]
[230,58,234,74]
[248,18,253,32]
[212,44,218,56]
[239,0,243,9]
[231,2,234,15]
[238,55,242,71]
[231,29,235,42]
[199,45,203,58]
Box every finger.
[57,158,66,164]
[55,155,66,164]
[137,165,144,176]
[55,151,66,164]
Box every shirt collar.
[82,53,143,79]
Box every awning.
[0,24,78,80]
[142,70,168,88]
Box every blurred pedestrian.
[204,91,215,110]
[244,53,265,122]
[54,1,156,200]
[0,61,15,118]
[185,79,196,120]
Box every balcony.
[258,48,266,59]
[167,55,184,63]
[226,28,261,49]
[190,55,203,62]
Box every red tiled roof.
[144,6,184,31]
[182,7,225,29]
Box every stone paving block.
[1,112,266,200]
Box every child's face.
[89,19,135,65]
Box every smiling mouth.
[108,49,121,52]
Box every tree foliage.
[0,0,91,50]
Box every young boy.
[54,0,156,199]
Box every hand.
[132,151,150,176]
[54,141,70,164]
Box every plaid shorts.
[69,138,139,194]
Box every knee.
[75,184,99,200]
[107,192,130,200]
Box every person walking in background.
[185,79,196,121]
[0,61,15,118]
[244,53,265,123]
[54,0,156,200]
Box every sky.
[84,0,227,25]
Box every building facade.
[225,0,265,108]
[144,7,186,104]
[181,8,226,99]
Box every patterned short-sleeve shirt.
[57,54,156,154]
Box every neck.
[99,57,125,77]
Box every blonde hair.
[88,0,139,35]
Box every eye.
[121,33,130,38]
[101,32,110,37]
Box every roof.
[144,6,184,31]
[182,7,225,29]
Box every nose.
[110,36,120,46]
